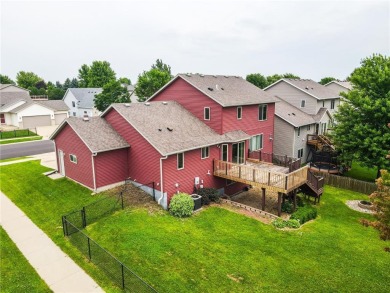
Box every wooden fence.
[312,172,376,194]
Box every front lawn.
[0,136,42,144]
[0,129,38,139]
[0,226,51,293]
[85,187,390,292]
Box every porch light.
[269,134,273,140]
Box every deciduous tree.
[0,74,15,84]
[246,73,268,89]
[118,77,131,85]
[16,71,42,89]
[319,77,336,85]
[266,73,300,86]
[77,61,116,88]
[94,80,130,112]
[333,54,390,177]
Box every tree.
[70,78,79,88]
[319,77,336,85]
[35,80,47,90]
[135,59,172,102]
[118,77,131,85]
[266,73,300,86]
[47,84,65,100]
[94,80,130,112]
[16,71,42,89]
[246,73,268,89]
[333,54,390,177]
[0,74,15,84]
[361,170,390,248]
[77,61,116,88]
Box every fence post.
[121,264,125,289]
[82,207,87,228]
[121,192,124,209]
[62,216,67,236]
[87,237,92,260]
[152,182,155,200]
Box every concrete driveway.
[36,125,58,139]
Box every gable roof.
[324,80,352,90]
[265,79,341,100]
[103,101,250,156]
[311,107,332,122]
[65,88,102,108]
[36,100,69,111]
[0,84,29,92]
[274,97,315,127]
[50,116,129,153]
[148,74,278,107]
[0,91,32,112]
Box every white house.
[62,88,102,118]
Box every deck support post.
[277,192,282,217]
[293,189,297,212]
[261,188,266,211]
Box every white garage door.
[22,115,51,128]
[54,113,67,125]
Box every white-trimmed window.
[258,104,267,121]
[177,153,184,170]
[204,107,210,120]
[201,147,209,159]
[250,134,263,151]
[300,100,306,108]
[237,106,242,120]
[297,127,301,137]
[72,101,76,107]
[69,154,77,164]
[330,99,335,109]
[297,148,303,159]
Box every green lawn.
[1,161,389,293]
[0,136,42,144]
[0,161,122,292]
[0,129,38,139]
[345,161,378,182]
[85,187,390,292]
[0,226,52,293]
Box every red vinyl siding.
[94,148,128,188]
[54,124,94,189]
[104,109,161,187]
[151,78,224,134]
[163,146,226,203]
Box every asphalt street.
[0,140,55,160]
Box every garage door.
[22,115,51,128]
[54,113,67,125]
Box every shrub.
[197,188,220,205]
[286,219,300,228]
[281,202,293,214]
[272,218,286,228]
[290,205,317,224]
[169,193,194,218]
[272,218,301,229]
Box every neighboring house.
[324,80,352,94]
[62,88,102,118]
[264,79,341,134]
[51,74,279,209]
[126,84,139,103]
[0,84,30,93]
[0,90,69,128]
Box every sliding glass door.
[232,142,245,164]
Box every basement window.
[69,154,77,164]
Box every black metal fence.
[0,128,37,139]
[62,192,157,292]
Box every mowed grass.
[345,161,377,182]
[86,187,390,293]
[0,136,42,144]
[0,156,29,163]
[0,226,52,293]
[0,129,38,139]
[0,161,122,292]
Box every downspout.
[53,140,59,172]
[91,152,97,191]
[158,155,168,205]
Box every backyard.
[1,160,389,292]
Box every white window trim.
[201,147,210,159]
[69,154,77,164]
[221,144,228,161]
[237,106,242,120]
[258,104,267,121]
[177,152,184,170]
[204,107,210,120]
[300,99,306,108]
[297,127,301,137]
[330,99,335,109]
[250,134,263,151]
[297,148,303,159]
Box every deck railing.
[247,151,301,172]
[213,159,308,193]
[306,169,324,194]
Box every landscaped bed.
[1,160,389,292]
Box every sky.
[1,0,389,84]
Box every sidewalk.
[0,192,104,292]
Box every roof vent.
[167,127,173,132]
[186,73,191,77]
[200,74,204,77]
[208,87,214,91]
[83,114,89,121]
[162,101,168,105]
[224,75,229,78]
[144,102,151,106]
[305,86,309,90]
[221,87,224,90]
[292,113,296,116]
[213,75,217,78]
[158,128,162,131]
[124,103,131,107]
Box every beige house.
[324,80,352,94]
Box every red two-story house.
[51,74,278,209]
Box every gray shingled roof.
[37,100,69,111]
[108,101,250,156]
[0,84,12,90]
[274,97,315,127]
[0,92,32,112]
[274,79,341,100]
[325,80,352,90]
[311,108,329,122]
[150,74,278,107]
[67,88,102,108]
[52,116,129,153]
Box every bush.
[290,205,317,224]
[272,218,301,229]
[169,193,194,218]
[286,219,300,228]
[197,188,220,205]
[281,202,293,214]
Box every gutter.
[158,156,168,206]
[91,152,97,191]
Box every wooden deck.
[214,159,308,193]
